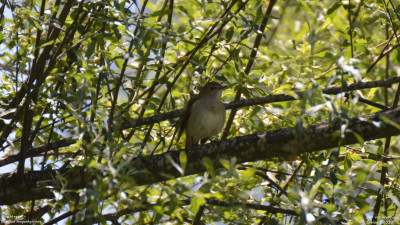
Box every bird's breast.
[185,99,226,139]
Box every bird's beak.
[220,85,227,90]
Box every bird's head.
[199,82,226,98]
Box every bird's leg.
[201,138,220,145]
[208,138,223,147]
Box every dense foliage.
[1,0,400,224]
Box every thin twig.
[222,0,277,139]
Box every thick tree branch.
[1,77,399,168]
[0,167,87,205]
[125,107,400,186]
[2,106,400,205]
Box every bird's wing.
[176,95,199,142]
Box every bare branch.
[73,198,297,224]
[0,138,75,167]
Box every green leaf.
[112,24,122,40]
[215,75,227,81]
[351,20,361,28]
[350,153,362,161]
[191,196,206,215]
[179,151,187,172]
[316,2,341,34]
[329,170,338,185]
[242,167,256,178]
[327,2,342,20]
[202,157,215,177]
[114,146,128,163]
[328,149,339,165]
[344,153,352,170]
[354,43,368,54]
[149,9,171,17]
[41,40,55,48]
[362,159,377,165]
[309,179,324,199]
[380,116,400,130]
[220,158,230,170]
[377,145,384,155]
[367,180,381,186]
[225,27,234,42]
[352,132,364,145]
[234,62,240,73]
[85,39,96,58]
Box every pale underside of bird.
[177,82,226,148]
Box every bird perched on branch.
[178,82,226,148]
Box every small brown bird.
[178,82,226,148]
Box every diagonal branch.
[121,76,400,130]
[223,0,277,139]
[2,106,400,205]
[0,138,75,167]
[124,106,400,186]
[72,198,297,224]
[1,76,399,167]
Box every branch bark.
[1,76,399,168]
[2,106,400,205]
[0,138,75,167]
[72,198,296,225]
[121,76,400,130]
